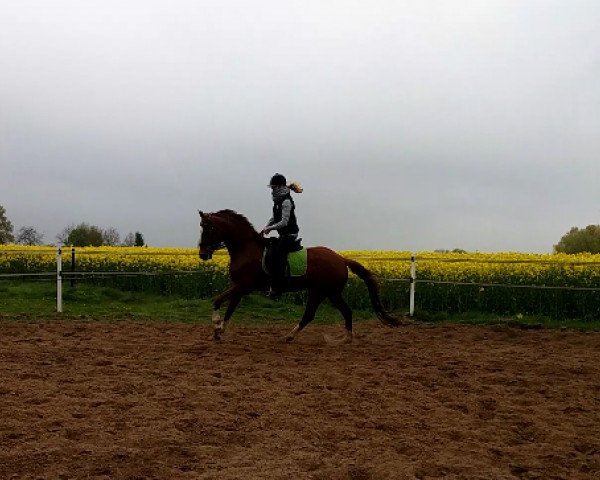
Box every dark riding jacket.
[272,194,299,236]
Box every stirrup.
[267,287,282,299]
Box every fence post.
[409,254,416,316]
[70,247,76,287]
[56,247,63,313]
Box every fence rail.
[0,272,56,278]
[412,279,600,292]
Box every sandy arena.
[1,319,599,479]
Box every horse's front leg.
[212,285,245,340]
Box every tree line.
[2,204,600,253]
[0,205,145,247]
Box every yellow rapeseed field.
[1,245,600,287]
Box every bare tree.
[122,232,135,246]
[102,227,120,246]
[57,224,74,245]
[16,226,44,246]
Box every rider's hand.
[260,227,270,236]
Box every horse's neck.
[223,230,263,259]
[216,214,264,260]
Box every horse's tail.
[345,258,401,327]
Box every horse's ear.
[199,210,212,224]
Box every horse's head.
[198,210,226,260]
[198,209,262,260]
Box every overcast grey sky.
[1,0,598,252]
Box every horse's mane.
[215,209,254,227]
[214,209,264,241]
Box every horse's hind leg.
[328,291,353,343]
[285,290,325,342]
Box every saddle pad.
[287,248,307,277]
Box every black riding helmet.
[269,173,286,187]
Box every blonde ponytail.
[288,182,303,193]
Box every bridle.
[199,219,226,259]
[201,240,226,253]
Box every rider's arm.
[261,215,276,235]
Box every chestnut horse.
[198,209,400,342]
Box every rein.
[200,241,226,255]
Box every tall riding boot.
[269,252,286,298]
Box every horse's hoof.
[324,332,353,345]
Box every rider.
[260,173,302,295]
